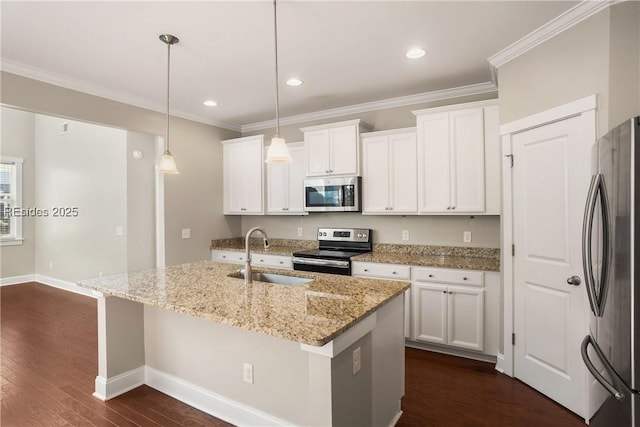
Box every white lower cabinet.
[211,250,291,270]
[351,261,411,338]
[412,267,485,352]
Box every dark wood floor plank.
[2,282,586,427]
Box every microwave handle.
[339,185,344,207]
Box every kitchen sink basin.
[228,270,312,286]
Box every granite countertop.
[212,238,501,272]
[353,244,500,272]
[77,260,409,347]
[211,237,316,257]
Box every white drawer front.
[212,250,245,264]
[413,267,483,287]
[253,254,293,270]
[352,262,411,281]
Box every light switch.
[116,226,124,237]
[182,228,191,239]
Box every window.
[0,157,23,246]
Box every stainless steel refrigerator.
[581,116,639,426]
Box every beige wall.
[498,8,611,136]
[0,107,36,277]
[1,71,242,267]
[34,114,128,281]
[499,3,640,136]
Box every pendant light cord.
[166,40,172,153]
[273,0,281,137]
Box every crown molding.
[0,59,242,132]
[241,81,497,133]
[488,0,619,70]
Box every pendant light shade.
[158,34,180,174]
[265,0,292,164]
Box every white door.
[389,132,417,213]
[286,143,305,213]
[362,135,390,213]
[412,283,447,345]
[242,138,264,213]
[512,113,592,416]
[267,155,288,213]
[450,108,485,213]
[329,124,358,175]
[417,112,451,213]
[447,286,484,352]
[305,129,330,176]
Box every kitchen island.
[78,260,409,427]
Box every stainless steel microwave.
[303,176,361,212]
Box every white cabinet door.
[447,285,484,351]
[223,135,264,214]
[329,124,358,175]
[305,129,330,176]
[389,132,417,213]
[415,102,496,215]
[412,282,448,345]
[362,129,417,214]
[267,142,305,214]
[417,112,451,213]
[450,108,485,212]
[362,135,390,213]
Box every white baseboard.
[93,366,145,401]
[145,366,294,427]
[0,274,36,286]
[495,352,511,376]
[34,274,97,298]
[388,410,403,427]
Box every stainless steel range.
[292,228,372,276]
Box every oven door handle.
[292,257,350,268]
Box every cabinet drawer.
[212,250,245,264]
[253,253,293,270]
[352,262,411,281]
[413,267,483,287]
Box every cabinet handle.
[364,269,369,272]
[241,208,247,211]
[282,207,289,211]
[279,261,284,264]
[446,207,451,210]
[389,207,393,211]
[449,291,453,294]
[260,259,264,262]
[452,206,456,210]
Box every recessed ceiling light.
[286,78,303,87]
[203,100,218,107]
[406,48,426,59]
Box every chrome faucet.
[244,226,270,284]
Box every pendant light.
[158,34,180,174]
[265,0,292,163]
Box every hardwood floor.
[1,282,586,426]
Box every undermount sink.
[228,270,312,286]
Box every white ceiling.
[1,1,578,131]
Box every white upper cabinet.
[222,135,264,215]
[301,119,369,177]
[413,100,500,215]
[267,142,307,214]
[362,128,417,214]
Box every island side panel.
[371,294,405,426]
[143,305,314,426]
[94,295,145,400]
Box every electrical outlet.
[463,231,472,243]
[297,227,303,237]
[243,363,254,384]
[115,226,124,237]
[402,230,410,241]
[352,346,361,375]
[182,228,191,239]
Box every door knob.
[567,275,582,286]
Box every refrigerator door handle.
[581,335,625,401]
[582,173,612,316]
[582,174,600,315]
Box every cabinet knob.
[449,291,453,294]
[282,207,289,211]
[279,261,284,264]
[222,255,227,259]
[446,207,451,210]
[392,271,397,275]
[241,208,247,211]
[428,274,433,278]
[452,206,456,210]
[463,277,468,281]
[443,290,447,294]
[364,269,369,272]
[260,259,264,262]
